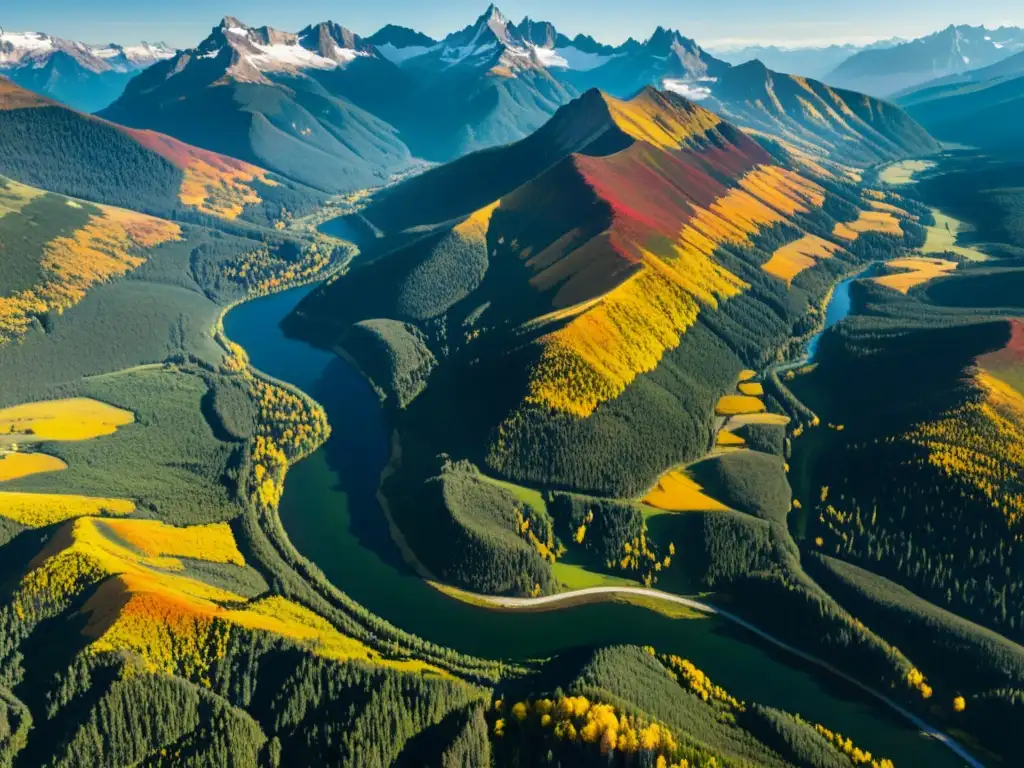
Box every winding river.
[224,280,968,768]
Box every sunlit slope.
[18,515,444,678]
[0,175,181,345]
[0,76,320,225]
[289,87,908,497]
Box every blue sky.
[5,0,1024,49]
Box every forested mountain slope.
[288,87,927,602]
[0,77,324,227]
[98,18,414,193]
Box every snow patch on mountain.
[548,46,619,71]
[376,42,436,65]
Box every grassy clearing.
[878,159,936,186]
[0,397,134,446]
[552,560,638,590]
[609,592,708,619]
[642,469,731,513]
[0,452,67,481]
[480,474,548,515]
[921,209,988,261]
[873,256,958,294]
[3,367,245,525]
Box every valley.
[2,3,1024,765]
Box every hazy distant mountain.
[710,39,902,79]
[99,17,414,193]
[898,50,1024,152]
[0,30,174,112]
[824,25,1024,96]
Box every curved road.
[482,586,982,768]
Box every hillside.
[287,86,923,597]
[99,17,414,193]
[704,61,940,166]
[0,77,324,226]
[710,40,901,80]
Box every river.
[223,281,965,767]
[780,262,883,373]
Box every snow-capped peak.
[189,17,375,83]
[0,30,174,72]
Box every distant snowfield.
[376,42,436,65]
[539,46,620,71]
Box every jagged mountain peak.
[514,17,563,48]
[298,21,371,60]
[178,16,379,83]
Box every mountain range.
[90,4,935,196]
[0,30,174,112]
[710,39,903,80]
[824,24,1024,97]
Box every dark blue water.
[805,263,883,362]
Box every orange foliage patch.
[738,381,764,396]
[0,205,180,343]
[125,128,277,220]
[869,199,912,218]
[98,519,245,567]
[761,234,839,285]
[716,395,766,416]
[833,210,903,241]
[521,163,825,417]
[0,78,51,110]
[527,245,746,417]
[717,430,746,447]
[872,257,957,294]
[0,397,134,441]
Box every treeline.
[16,626,486,767]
